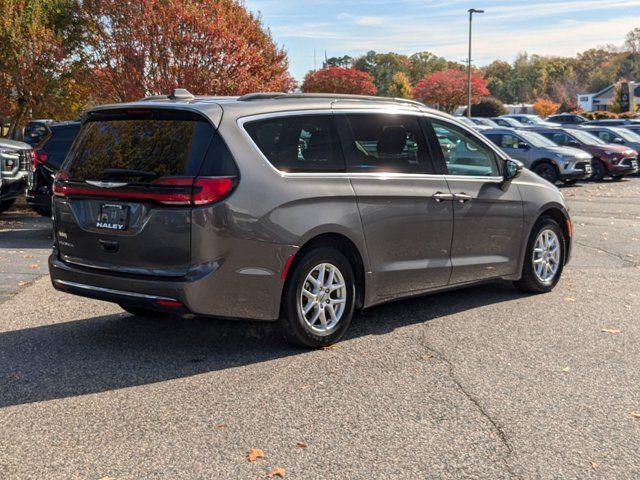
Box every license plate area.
[96,204,129,231]
[631,160,638,169]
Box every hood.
[592,144,637,156]
[0,138,31,151]
[545,145,591,159]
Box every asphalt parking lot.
[0,179,639,480]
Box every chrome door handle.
[432,192,454,202]
[454,193,472,203]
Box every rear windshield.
[63,110,235,182]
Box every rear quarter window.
[243,115,345,172]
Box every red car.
[532,127,638,180]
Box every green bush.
[464,96,507,117]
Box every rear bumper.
[49,251,284,321]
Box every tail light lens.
[32,149,48,168]
[52,174,237,206]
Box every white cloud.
[337,13,385,26]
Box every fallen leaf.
[248,448,266,462]
[564,297,576,302]
[215,424,226,429]
[562,367,571,372]
[266,467,286,478]
[18,281,27,287]
[296,442,308,449]
[321,344,337,350]
[601,328,622,334]
[591,461,600,470]
[630,411,640,419]
[22,254,33,259]
[28,264,39,269]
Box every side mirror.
[503,158,523,182]
[613,137,625,144]
[568,140,580,147]
[517,141,529,150]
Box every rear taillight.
[193,177,237,205]
[52,175,237,206]
[32,149,48,168]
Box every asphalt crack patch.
[575,240,639,267]
[404,304,520,479]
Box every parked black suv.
[27,121,81,216]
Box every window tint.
[541,132,570,146]
[342,113,432,173]
[594,130,612,142]
[244,115,344,172]
[431,120,500,177]
[65,115,215,182]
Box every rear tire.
[120,304,164,318]
[31,204,52,217]
[280,247,355,348]
[533,162,558,184]
[591,160,607,181]
[514,217,565,294]
[0,199,16,214]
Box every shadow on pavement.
[0,213,52,250]
[0,282,524,408]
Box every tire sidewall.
[282,248,355,348]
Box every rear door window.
[43,125,81,168]
[340,113,433,174]
[244,115,345,172]
[64,110,221,183]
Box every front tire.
[591,160,607,181]
[533,162,558,184]
[0,199,16,214]
[280,248,356,348]
[514,217,565,294]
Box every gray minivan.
[49,91,572,347]
[483,128,592,184]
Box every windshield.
[612,127,640,142]
[569,129,605,145]
[517,131,559,148]
[475,118,498,127]
[457,117,476,127]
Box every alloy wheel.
[532,229,561,283]
[298,263,347,336]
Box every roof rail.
[237,92,425,107]
[238,92,287,101]
[139,95,169,102]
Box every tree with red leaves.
[302,67,377,95]
[413,69,489,113]
[83,0,294,102]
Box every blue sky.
[244,0,640,82]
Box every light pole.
[467,8,484,118]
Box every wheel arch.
[533,205,572,265]
[282,232,367,311]
[530,158,560,175]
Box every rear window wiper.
[101,169,159,180]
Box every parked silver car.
[483,128,592,184]
[49,91,573,347]
[499,114,557,127]
[0,138,32,214]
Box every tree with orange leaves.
[533,98,560,118]
[83,0,295,103]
